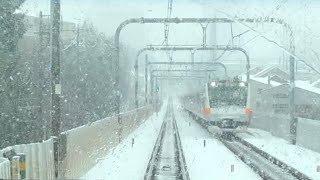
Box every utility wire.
[214,8,320,75]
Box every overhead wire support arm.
[200,23,209,47]
[147,61,227,79]
[115,17,290,141]
[134,45,248,109]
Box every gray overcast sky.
[20,0,320,69]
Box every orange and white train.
[183,77,251,136]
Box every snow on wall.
[0,158,11,179]
[250,114,291,141]
[296,118,320,153]
[59,105,153,179]
[0,138,55,180]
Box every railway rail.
[145,99,189,180]
[185,107,312,180]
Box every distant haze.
[21,0,320,71]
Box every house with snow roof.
[248,65,320,145]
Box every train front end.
[206,78,251,135]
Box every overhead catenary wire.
[213,8,320,75]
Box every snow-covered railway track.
[185,108,311,180]
[220,136,310,180]
[145,100,189,180]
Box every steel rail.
[184,107,312,180]
[145,99,189,180]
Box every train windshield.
[208,81,247,107]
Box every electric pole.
[50,0,61,138]
[38,11,45,140]
[36,11,51,140]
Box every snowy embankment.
[173,100,261,180]
[81,100,167,180]
[238,128,320,180]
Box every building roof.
[251,76,282,87]
[311,79,320,88]
[296,80,320,95]
[250,65,320,95]
[254,65,289,79]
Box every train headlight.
[221,119,231,128]
[221,120,227,128]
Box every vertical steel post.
[155,77,159,109]
[50,0,61,178]
[289,56,296,144]
[114,19,122,143]
[289,27,296,144]
[150,73,154,102]
[191,50,195,63]
[134,58,138,109]
[145,55,148,104]
[200,24,208,47]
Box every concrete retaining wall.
[251,116,320,153]
[296,118,320,153]
[250,114,291,141]
[60,106,153,179]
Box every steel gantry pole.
[146,61,227,104]
[146,62,225,104]
[134,45,249,108]
[115,17,294,143]
[150,75,206,99]
[151,69,216,75]
[150,70,216,101]
[147,62,227,76]
[145,55,149,104]
[288,26,296,144]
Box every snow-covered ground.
[173,99,262,180]
[81,97,320,180]
[238,128,320,180]
[81,100,167,180]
